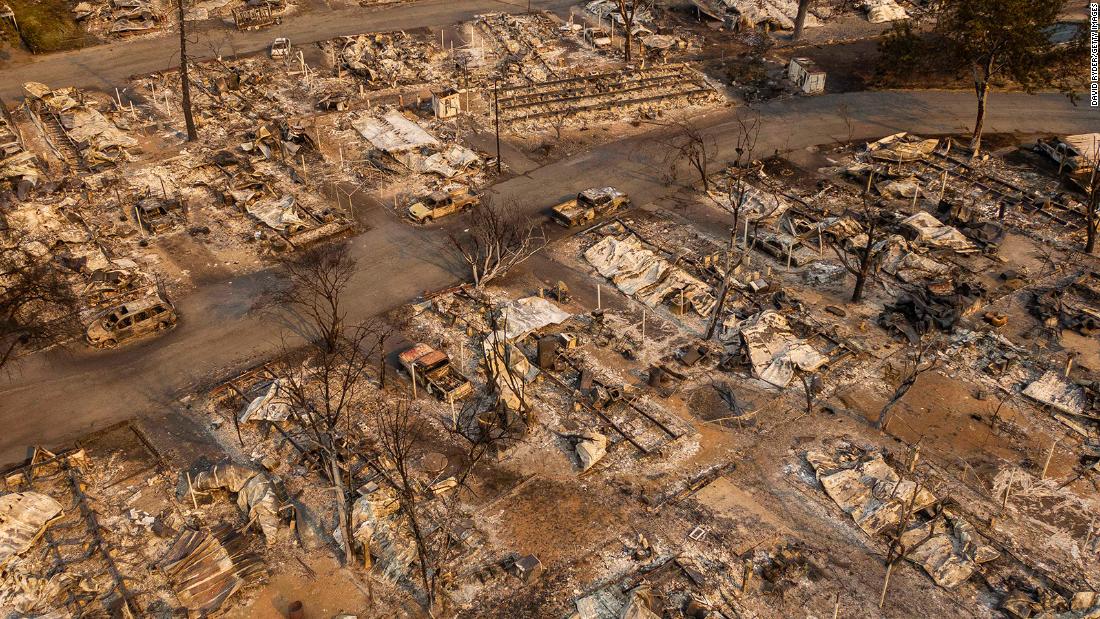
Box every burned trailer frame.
[495,64,716,123]
[233,5,279,31]
[399,343,473,403]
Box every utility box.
[432,88,461,119]
[788,57,826,95]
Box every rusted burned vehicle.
[550,187,629,227]
[407,187,479,224]
[135,195,182,234]
[85,296,177,348]
[399,343,473,402]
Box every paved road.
[0,0,575,101]
[2,87,1096,465]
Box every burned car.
[550,187,629,227]
[407,187,479,224]
[85,296,177,348]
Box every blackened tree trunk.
[1087,163,1099,254]
[851,218,877,303]
[969,61,992,157]
[624,22,633,62]
[793,0,811,41]
[178,0,197,141]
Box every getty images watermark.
[1092,2,1099,106]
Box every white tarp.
[0,492,62,567]
[808,449,998,589]
[496,296,571,341]
[737,310,827,387]
[352,109,439,153]
[862,0,908,22]
[867,133,938,162]
[246,195,303,232]
[725,0,820,30]
[901,212,976,253]
[879,236,950,284]
[584,234,715,317]
[239,380,292,423]
[1023,371,1089,417]
[585,234,668,296]
[706,183,790,222]
[574,430,607,471]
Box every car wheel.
[102,339,118,349]
[157,320,170,331]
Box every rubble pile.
[477,13,567,82]
[0,440,250,616]
[72,0,164,37]
[0,106,39,198]
[330,32,446,86]
[23,82,137,171]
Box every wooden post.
[1041,439,1057,479]
[879,561,893,609]
[411,365,418,399]
[378,335,387,389]
[186,471,199,510]
[908,444,920,473]
[741,559,752,595]
[939,171,948,202]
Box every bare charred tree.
[876,334,939,430]
[0,242,79,371]
[448,196,546,287]
[704,117,762,340]
[178,0,198,141]
[485,307,536,425]
[268,244,358,352]
[613,0,649,63]
[277,320,385,565]
[365,389,523,613]
[548,112,569,142]
[265,242,389,564]
[792,0,812,41]
[832,173,886,303]
[836,103,855,146]
[661,119,717,192]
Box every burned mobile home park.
[1,0,1099,617]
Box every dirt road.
[0,0,575,100]
[1,87,1097,465]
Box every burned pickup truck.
[550,187,629,227]
[407,187,479,224]
[399,343,473,402]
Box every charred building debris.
[3,8,1100,618]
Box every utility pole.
[178,0,197,141]
[494,78,502,174]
